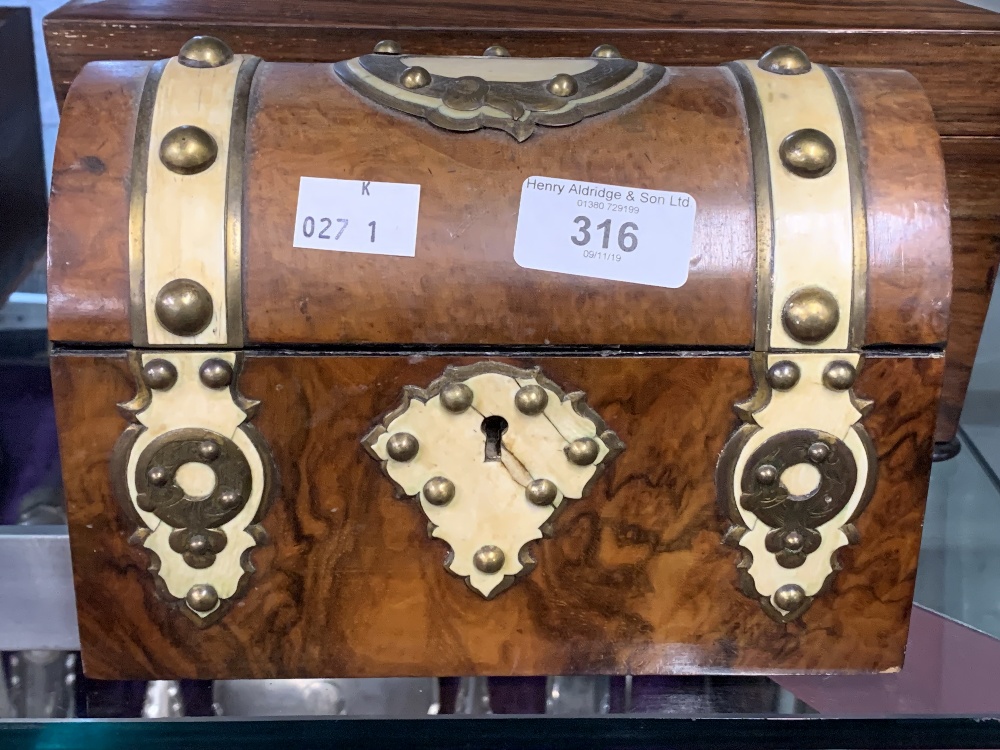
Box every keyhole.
[481,416,509,462]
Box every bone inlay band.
[142,56,247,346]
[740,62,855,352]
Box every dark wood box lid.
[44,0,1000,136]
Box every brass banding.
[225,56,261,348]
[726,63,773,351]
[825,67,869,350]
[128,59,167,346]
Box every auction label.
[293,176,421,256]
[513,176,696,288]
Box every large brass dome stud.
[185,583,219,613]
[178,36,234,68]
[473,545,505,574]
[546,73,579,97]
[154,278,214,337]
[781,286,840,344]
[159,125,218,175]
[779,128,837,178]
[484,45,511,57]
[592,43,622,59]
[374,39,402,54]
[400,66,431,90]
[758,45,812,75]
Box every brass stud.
[758,45,812,75]
[592,43,621,59]
[546,73,578,97]
[197,440,220,462]
[178,36,234,68]
[218,489,242,510]
[514,384,549,416]
[154,278,214,337]
[187,534,210,554]
[199,358,233,389]
[440,383,474,413]
[473,545,505,574]
[142,359,177,390]
[147,466,169,487]
[484,45,511,57]
[525,478,558,506]
[423,476,455,506]
[159,125,218,175]
[807,442,831,464]
[374,39,402,54]
[781,286,840,344]
[784,531,804,551]
[773,583,805,612]
[756,464,778,486]
[185,583,219,613]
[779,128,837,179]
[766,361,800,391]
[565,437,600,466]
[823,360,857,391]
[400,66,431,90]
[386,432,419,462]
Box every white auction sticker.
[513,176,696,288]
[293,176,421,256]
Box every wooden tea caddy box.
[43,0,1000,461]
[49,37,949,677]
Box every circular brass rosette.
[134,427,253,566]
[739,429,857,569]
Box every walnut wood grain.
[54,351,940,678]
[43,0,1000,138]
[244,63,756,347]
[47,61,149,344]
[935,138,1000,444]
[836,68,951,348]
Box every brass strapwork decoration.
[719,44,874,624]
[717,355,877,624]
[334,51,664,142]
[363,362,623,598]
[111,352,275,625]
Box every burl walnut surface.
[54,352,940,678]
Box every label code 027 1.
[300,216,377,244]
